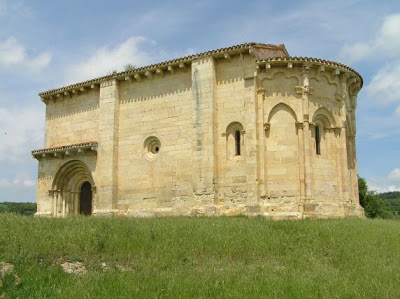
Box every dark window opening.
[235,130,241,156]
[315,126,321,155]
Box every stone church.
[32,42,364,219]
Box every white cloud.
[0,104,44,163]
[368,168,400,193]
[339,42,371,64]
[0,176,36,190]
[394,106,400,118]
[64,36,156,84]
[0,0,33,17]
[0,36,51,73]
[366,61,400,105]
[339,14,400,64]
[376,14,400,57]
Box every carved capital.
[295,122,304,129]
[309,122,316,129]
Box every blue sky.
[0,0,399,202]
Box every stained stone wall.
[33,43,364,219]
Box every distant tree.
[124,64,136,71]
[0,202,36,216]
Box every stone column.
[256,88,267,200]
[191,57,217,208]
[95,79,120,215]
[300,64,313,201]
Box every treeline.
[0,202,37,216]
[358,177,400,219]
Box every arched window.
[315,125,321,155]
[226,122,244,159]
[235,130,241,156]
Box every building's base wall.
[89,198,364,219]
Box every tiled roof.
[39,42,287,97]
[31,141,98,155]
[258,57,363,86]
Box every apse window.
[315,126,321,155]
[235,130,241,156]
[144,136,161,160]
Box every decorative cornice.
[256,57,363,87]
[40,42,289,99]
[32,141,98,159]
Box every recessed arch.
[267,103,298,123]
[51,160,95,216]
[226,122,244,159]
[312,107,336,127]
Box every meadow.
[0,214,399,298]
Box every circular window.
[143,136,161,160]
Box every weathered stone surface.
[33,42,364,219]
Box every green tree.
[358,176,392,218]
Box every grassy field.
[0,215,399,298]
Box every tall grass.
[0,215,399,298]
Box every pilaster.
[191,57,217,204]
[96,79,120,214]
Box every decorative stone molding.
[295,85,314,95]
[32,142,98,160]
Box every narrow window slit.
[315,126,321,155]
[235,130,241,156]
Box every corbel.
[332,69,340,77]
[53,152,62,159]
[224,53,231,62]
[264,123,271,132]
[156,68,164,77]
[77,148,86,156]
[315,65,325,77]
[64,91,69,97]
[134,73,142,82]
[80,87,86,92]
[65,150,75,157]
[145,71,153,80]
[41,97,49,105]
[168,65,174,74]
[71,89,77,95]
[125,75,132,82]
[90,146,98,152]
[90,84,98,89]
[56,93,61,98]
[179,62,187,72]
[265,63,271,72]
[287,62,293,69]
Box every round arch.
[51,160,95,217]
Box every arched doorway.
[51,160,95,217]
[80,181,92,215]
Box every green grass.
[0,215,399,298]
